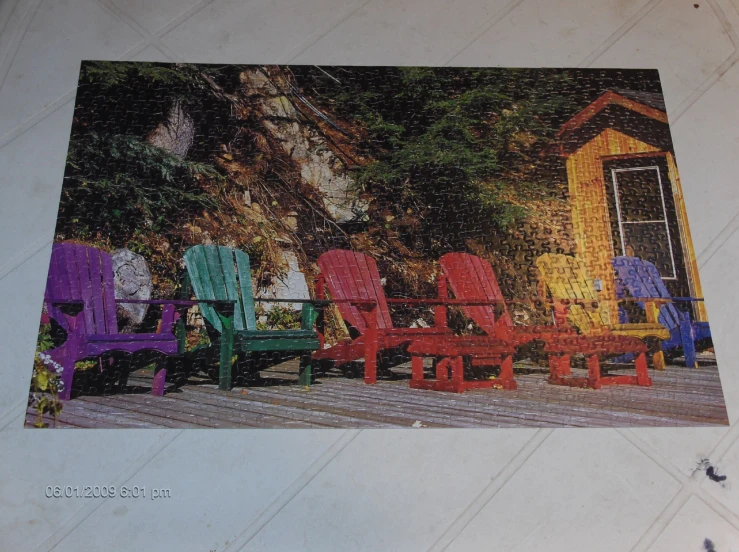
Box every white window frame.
[611,166,677,280]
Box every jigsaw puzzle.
[26,63,726,428]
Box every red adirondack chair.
[42,243,197,399]
[439,252,651,389]
[313,250,454,384]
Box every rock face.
[147,101,194,159]
[111,249,153,331]
[241,68,366,223]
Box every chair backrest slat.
[439,252,512,335]
[612,256,681,330]
[233,248,257,331]
[536,253,608,333]
[317,250,393,333]
[184,245,258,333]
[44,243,118,335]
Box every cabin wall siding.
[566,128,660,324]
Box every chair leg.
[298,354,313,387]
[586,354,602,389]
[450,356,464,390]
[363,336,379,385]
[652,349,666,371]
[499,355,517,390]
[151,356,168,396]
[218,335,234,391]
[635,352,652,386]
[411,356,424,383]
[680,316,697,368]
[50,341,77,401]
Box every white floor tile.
[161,0,368,64]
[647,496,739,552]
[0,244,52,418]
[130,45,172,62]
[454,0,650,67]
[447,430,681,552]
[626,427,729,477]
[594,0,734,112]
[696,230,739,423]
[49,430,343,552]
[702,433,739,519]
[0,0,143,140]
[241,429,537,552]
[0,430,169,552]
[670,60,739,256]
[109,0,204,34]
[0,102,73,271]
[0,0,33,70]
[293,0,509,66]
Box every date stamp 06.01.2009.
[45,485,171,500]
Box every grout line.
[705,411,739,463]
[616,429,685,485]
[579,0,664,68]
[697,210,739,270]
[0,92,74,150]
[618,429,701,552]
[629,487,692,552]
[708,0,739,48]
[32,430,183,552]
[0,0,22,43]
[153,0,219,41]
[0,238,52,282]
[0,398,29,431]
[284,0,375,64]
[620,428,739,550]
[93,0,149,39]
[715,0,739,38]
[663,0,739,122]
[225,429,361,552]
[426,429,552,552]
[151,39,180,62]
[440,0,526,66]
[671,50,739,124]
[0,0,41,92]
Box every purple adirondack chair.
[42,243,188,399]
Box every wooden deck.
[27,357,729,429]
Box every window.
[611,166,677,279]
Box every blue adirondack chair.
[612,256,712,368]
[42,243,193,399]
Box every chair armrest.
[115,298,235,307]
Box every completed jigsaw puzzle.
[27,63,726,428]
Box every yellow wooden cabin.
[550,89,706,324]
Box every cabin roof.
[545,90,671,156]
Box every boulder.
[260,250,310,312]
[111,249,153,331]
[147,101,194,159]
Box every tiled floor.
[1,0,739,550]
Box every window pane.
[621,222,676,279]
[614,168,665,222]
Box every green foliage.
[59,132,221,242]
[30,325,64,428]
[293,66,580,255]
[255,305,303,331]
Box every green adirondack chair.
[183,245,322,390]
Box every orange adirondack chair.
[439,252,651,389]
